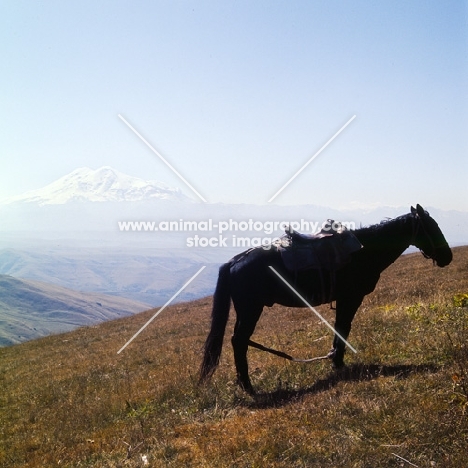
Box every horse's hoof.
[332,358,345,369]
[242,383,256,396]
[237,378,256,396]
[245,387,256,396]
[328,348,344,368]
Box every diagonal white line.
[391,453,419,467]
[118,114,207,202]
[117,266,206,354]
[268,115,356,203]
[268,266,357,353]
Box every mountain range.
[1,166,466,245]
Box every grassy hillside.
[1,247,467,467]
[0,275,151,346]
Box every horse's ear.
[416,204,425,217]
[411,206,417,215]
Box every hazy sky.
[2,1,467,210]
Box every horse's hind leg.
[231,305,263,395]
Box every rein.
[248,339,333,363]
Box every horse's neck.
[356,215,414,269]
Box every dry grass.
[1,247,467,467]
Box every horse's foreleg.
[231,307,262,395]
[331,296,363,368]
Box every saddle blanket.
[276,222,363,272]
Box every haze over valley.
[1,167,466,345]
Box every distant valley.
[0,274,151,346]
[0,246,221,310]
[1,166,466,346]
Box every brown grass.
[1,247,467,467]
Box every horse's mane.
[352,212,413,238]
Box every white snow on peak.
[1,166,191,205]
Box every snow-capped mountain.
[0,166,466,247]
[1,166,192,205]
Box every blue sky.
[1,1,467,210]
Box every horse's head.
[411,204,452,267]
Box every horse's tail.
[199,262,231,383]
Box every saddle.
[276,220,362,272]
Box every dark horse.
[200,205,452,394]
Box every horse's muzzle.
[435,250,453,267]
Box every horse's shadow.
[247,363,439,409]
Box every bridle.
[411,212,437,263]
